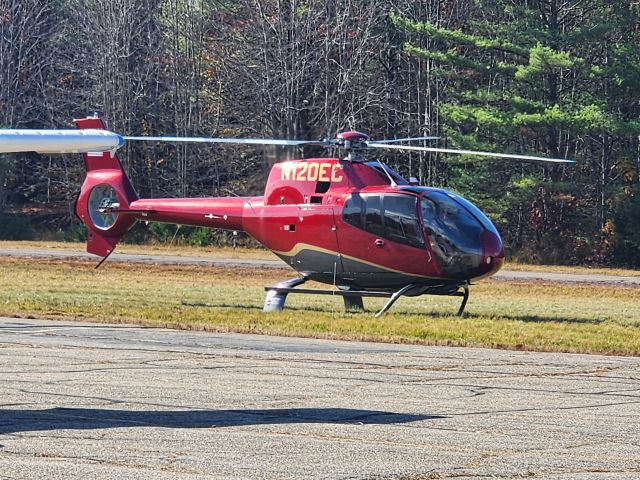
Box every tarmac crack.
[446,398,640,416]
[0,448,201,475]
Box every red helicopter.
[0,116,573,316]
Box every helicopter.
[0,116,574,316]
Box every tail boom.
[125,197,249,231]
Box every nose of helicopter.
[474,229,504,279]
[420,189,506,281]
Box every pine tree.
[393,1,640,264]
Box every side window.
[342,194,424,248]
[342,194,364,229]
[342,194,384,236]
[383,195,424,248]
[364,195,384,236]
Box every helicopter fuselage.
[114,158,504,292]
[68,116,505,314]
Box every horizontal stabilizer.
[86,231,121,258]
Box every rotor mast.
[336,131,370,162]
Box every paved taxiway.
[1,318,639,479]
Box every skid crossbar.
[263,287,392,298]
[263,282,470,316]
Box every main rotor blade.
[124,136,329,147]
[367,143,575,163]
[367,136,440,144]
[0,129,124,154]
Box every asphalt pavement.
[1,318,639,479]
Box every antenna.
[376,159,397,188]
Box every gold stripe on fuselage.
[271,242,440,280]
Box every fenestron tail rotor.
[87,183,120,230]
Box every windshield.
[446,192,500,237]
[420,192,484,276]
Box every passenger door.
[294,205,343,281]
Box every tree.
[0,0,58,225]
[393,0,640,264]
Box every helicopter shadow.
[458,312,603,324]
[181,301,602,324]
[182,301,338,313]
[388,309,603,324]
[0,407,441,435]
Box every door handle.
[374,238,385,248]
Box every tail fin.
[74,116,138,257]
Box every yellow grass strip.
[0,257,638,355]
[0,240,276,260]
[2,240,639,277]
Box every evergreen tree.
[393,1,640,264]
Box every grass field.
[1,254,639,356]
[0,240,278,260]
[3,240,640,276]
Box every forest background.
[1,0,640,267]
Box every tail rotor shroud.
[87,184,120,231]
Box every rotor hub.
[336,131,370,150]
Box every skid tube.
[263,280,470,316]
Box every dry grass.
[503,261,640,277]
[0,240,276,260]
[1,256,639,356]
[2,240,638,277]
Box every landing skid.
[374,282,469,317]
[263,280,470,316]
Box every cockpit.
[342,188,504,278]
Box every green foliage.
[391,12,528,56]
[145,223,210,246]
[511,174,541,191]
[514,43,581,81]
[613,192,640,267]
[573,104,618,133]
[404,43,516,75]
[131,222,245,248]
[395,1,640,266]
[508,96,545,114]
[63,223,88,243]
[441,104,507,131]
[0,214,35,241]
[512,105,571,128]
[147,222,179,244]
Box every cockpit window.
[343,193,424,248]
[382,195,424,248]
[420,192,483,276]
[446,192,501,237]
